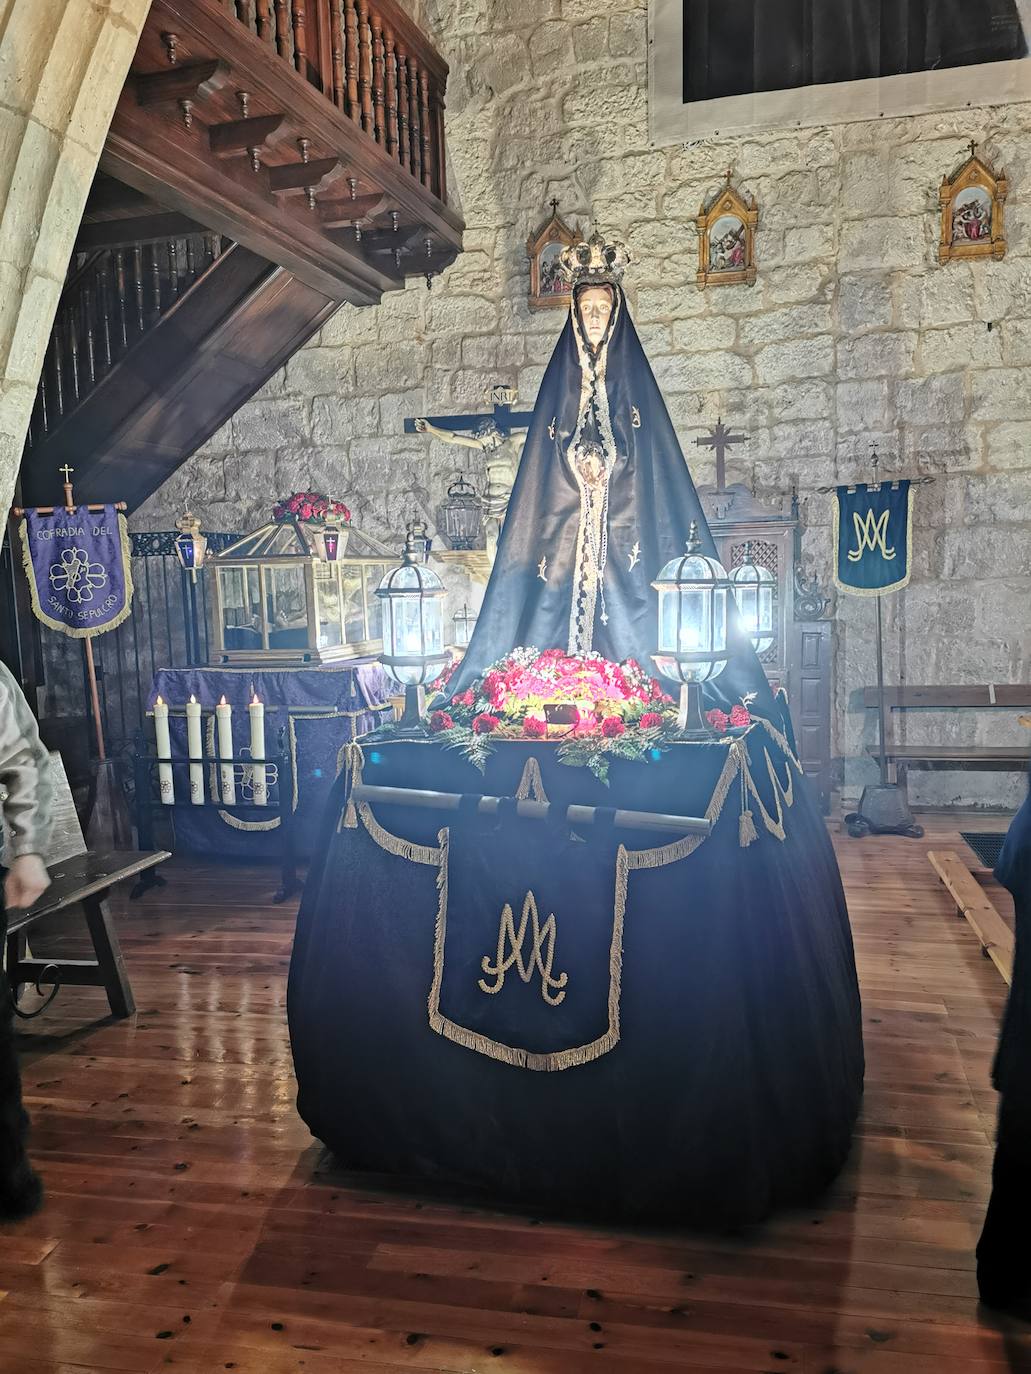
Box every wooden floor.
[4,814,1031,1374]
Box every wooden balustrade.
[29,233,228,442]
[224,0,448,201]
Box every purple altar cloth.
[146,662,393,859]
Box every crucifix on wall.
[405,385,535,558]
[695,417,748,521]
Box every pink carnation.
[455,689,475,708]
[472,713,500,735]
[523,717,547,739]
[429,711,454,732]
[601,716,626,738]
[729,704,751,728]
[639,711,664,730]
[706,708,730,734]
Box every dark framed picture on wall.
[649,0,1031,143]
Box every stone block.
[971,368,1031,422]
[355,342,426,393]
[233,401,309,451]
[974,260,1031,321]
[769,380,833,422]
[902,424,980,474]
[652,350,753,393]
[838,276,894,334]
[838,332,917,380]
[1002,318,1031,366]
[608,11,646,57]
[426,292,500,337]
[670,315,737,353]
[840,217,925,271]
[752,336,835,386]
[738,303,834,348]
[763,264,832,306]
[895,374,966,426]
[919,323,1003,374]
[285,348,355,396]
[984,421,1031,471]
[310,395,380,445]
[528,20,574,74]
[836,379,891,433]
[783,225,836,262]
[571,15,608,62]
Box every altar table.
[146,662,392,859]
[289,719,864,1224]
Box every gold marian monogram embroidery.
[479,892,568,1006]
[848,508,895,563]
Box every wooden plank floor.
[3,815,1031,1374]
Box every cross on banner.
[404,384,535,439]
[695,418,748,492]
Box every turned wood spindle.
[186,236,197,280]
[115,249,129,352]
[384,27,398,155]
[292,0,308,77]
[81,288,97,388]
[236,0,255,29]
[38,375,49,436]
[98,262,113,369]
[330,0,345,109]
[133,245,145,334]
[161,31,179,64]
[67,311,80,403]
[419,68,431,188]
[274,0,291,60]
[397,44,410,167]
[344,0,360,120]
[371,12,385,144]
[407,54,421,180]
[179,98,194,130]
[256,0,273,41]
[52,329,65,417]
[150,243,162,320]
[168,239,180,300]
[357,0,373,133]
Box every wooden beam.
[135,58,231,107]
[267,156,341,192]
[318,192,390,226]
[75,210,204,249]
[209,113,288,156]
[928,848,1014,984]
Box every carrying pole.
[874,593,888,786]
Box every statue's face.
[577,287,614,347]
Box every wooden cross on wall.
[695,418,748,493]
[403,384,535,439]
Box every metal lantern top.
[174,511,208,572]
[729,541,776,656]
[442,472,483,551]
[377,526,447,600]
[651,521,732,685]
[376,523,449,687]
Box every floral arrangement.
[272,491,351,526]
[421,647,753,781]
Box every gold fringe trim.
[515,755,549,802]
[427,825,624,1072]
[18,510,135,639]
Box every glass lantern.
[174,512,207,581]
[452,603,477,648]
[442,473,483,551]
[377,523,449,732]
[729,542,776,656]
[651,521,732,734]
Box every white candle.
[215,695,235,805]
[186,695,204,805]
[249,693,267,807]
[154,695,174,805]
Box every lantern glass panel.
[314,564,343,650]
[266,566,310,650]
[342,566,365,643]
[219,567,263,651]
[365,566,386,640]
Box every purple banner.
[20,505,133,638]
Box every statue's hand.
[413,417,429,433]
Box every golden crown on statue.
[558,230,631,288]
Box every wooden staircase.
[19,0,462,508]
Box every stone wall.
[0,0,153,523]
[137,0,1031,807]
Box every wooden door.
[789,620,833,813]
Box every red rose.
[650,680,665,700]
[455,689,475,707]
[729,704,751,728]
[601,716,625,738]
[429,711,454,732]
[639,711,664,730]
[472,713,500,734]
[706,708,730,734]
[523,716,547,738]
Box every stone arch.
[0,0,153,518]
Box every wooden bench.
[928,849,1014,985]
[863,685,1031,792]
[6,850,168,1019]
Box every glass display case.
[210,519,394,664]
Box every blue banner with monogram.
[19,505,133,637]
[833,481,913,597]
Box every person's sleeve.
[0,664,52,859]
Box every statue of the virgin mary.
[446,231,773,717]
